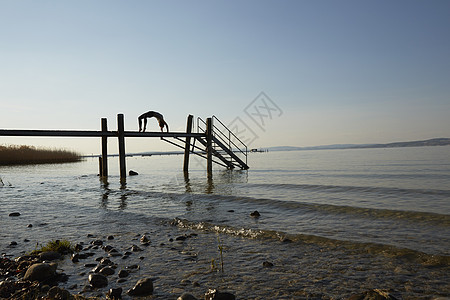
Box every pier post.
[98,157,103,176]
[101,118,108,177]
[183,114,193,172]
[117,114,126,179]
[206,117,213,178]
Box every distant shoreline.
[265,138,450,152]
[82,138,450,158]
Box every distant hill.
[266,138,450,152]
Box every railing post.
[117,114,126,180]
[206,117,213,178]
[101,118,108,177]
[183,114,193,172]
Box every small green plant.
[210,258,217,272]
[217,235,224,273]
[30,239,75,255]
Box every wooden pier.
[0,114,249,180]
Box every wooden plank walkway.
[0,114,248,181]
[0,129,204,138]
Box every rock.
[131,245,142,252]
[89,273,108,288]
[118,269,129,278]
[140,235,150,245]
[100,258,113,265]
[348,289,398,300]
[104,245,114,252]
[39,251,62,261]
[178,292,198,300]
[204,289,236,300]
[263,261,274,267]
[71,254,79,263]
[47,286,71,299]
[176,235,187,241]
[127,278,153,296]
[100,267,115,276]
[74,243,83,251]
[91,239,103,246]
[23,263,57,282]
[84,263,97,268]
[107,287,123,299]
[129,170,139,176]
[107,235,114,240]
[250,210,260,217]
[9,212,20,217]
[9,241,17,247]
[27,224,33,228]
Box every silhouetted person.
[138,111,169,132]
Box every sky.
[1,0,449,154]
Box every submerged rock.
[127,278,153,296]
[9,212,21,217]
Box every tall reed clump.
[0,144,82,165]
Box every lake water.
[1,146,449,299]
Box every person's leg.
[143,118,147,132]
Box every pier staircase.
[161,115,249,170]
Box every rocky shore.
[1,235,238,300]
[3,213,448,299]
[1,232,405,300]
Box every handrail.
[211,115,248,166]
[195,116,248,169]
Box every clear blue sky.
[1,0,449,154]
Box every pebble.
[178,292,198,300]
[107,287,123,299]
[9,212,21,217]
[39,251,62,261]
[100,266,115,276]
[118,269,129,278]
[140,235,150,245]
[88,273,108,288]
[204,289,236,300]
[127,277,154,296]
[263,261,274,267]
[250,210,261,217]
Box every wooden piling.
[98,157,103,176]
[206,117,213,178]
[117,114,126,179]
[183,114,193,172]
[101,118,108,177]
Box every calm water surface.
[1,146,449,299]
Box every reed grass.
[0,144,82,165]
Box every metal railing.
[197,116,248,168]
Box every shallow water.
[1,146,449,299]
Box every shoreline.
[2,219,449,299]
